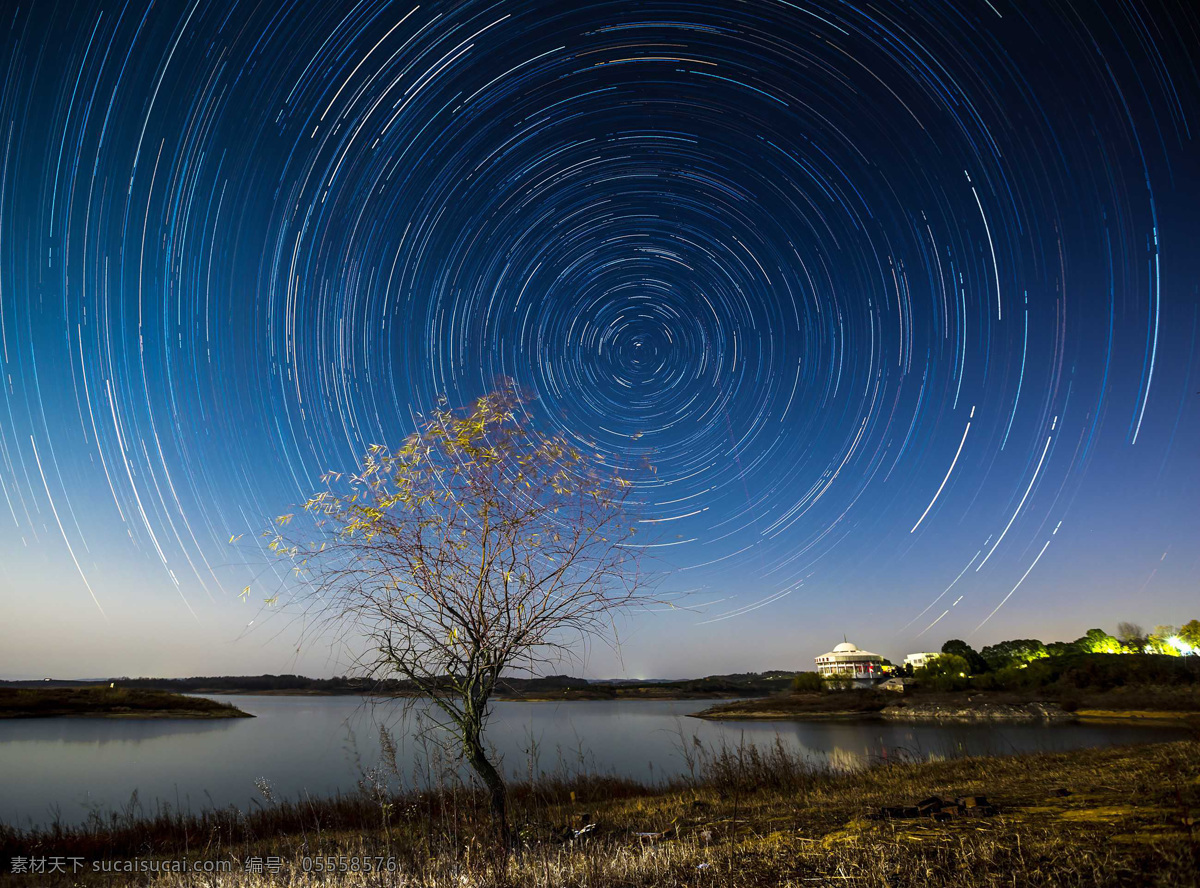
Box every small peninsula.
[0,687,252,719]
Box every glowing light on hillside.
[1167,637,1195,656]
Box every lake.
[0,695,1185,828]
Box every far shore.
[200,687,748,702]
[0,673,786,703]
[0,687,253,720]
[693,687,1200,724]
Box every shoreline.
[202,688,750,702]
[1073,708,1200,723]
[0,687,253,721]
[3,739,1195,886]
[694,706,1200,723]
[691,707,881,720]
[692,690,1200,724]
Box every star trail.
[1,0,1198,677]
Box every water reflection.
[0,695,1184,828]
[0,716,241,746]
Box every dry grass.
[2,738,1198,886]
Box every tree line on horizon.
[791,621,1200,695]
[927,619,1200,676]
[894,621,1200,693]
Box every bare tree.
[1115,622,1146,648]
[267,386,648,845]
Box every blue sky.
[1,0,1198,680]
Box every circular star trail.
[1,0,1198,663]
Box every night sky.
[1,0,1198,679]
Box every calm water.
[0,695,1184,828]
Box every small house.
[903,652,940,671]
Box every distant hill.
[0,670,803,700]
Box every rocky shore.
[881,701,1073,721]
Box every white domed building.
[814,641,885,687]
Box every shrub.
[1074,629,1122,654]
[968,652,1200,692]
[941,639,989,674]
[980,638,1047,671]
[791,672,824,693]
[915,654,971,691]
[971,672,999,690]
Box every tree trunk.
[464,733,512,849]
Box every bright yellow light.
[1167,636,1195,655]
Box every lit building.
[903,652,940,671]
[814,641,885,684]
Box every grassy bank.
[2,737,1198,886]
[0,687,252,719]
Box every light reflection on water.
[0,695,1184,827]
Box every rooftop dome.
[833,642,859,653]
